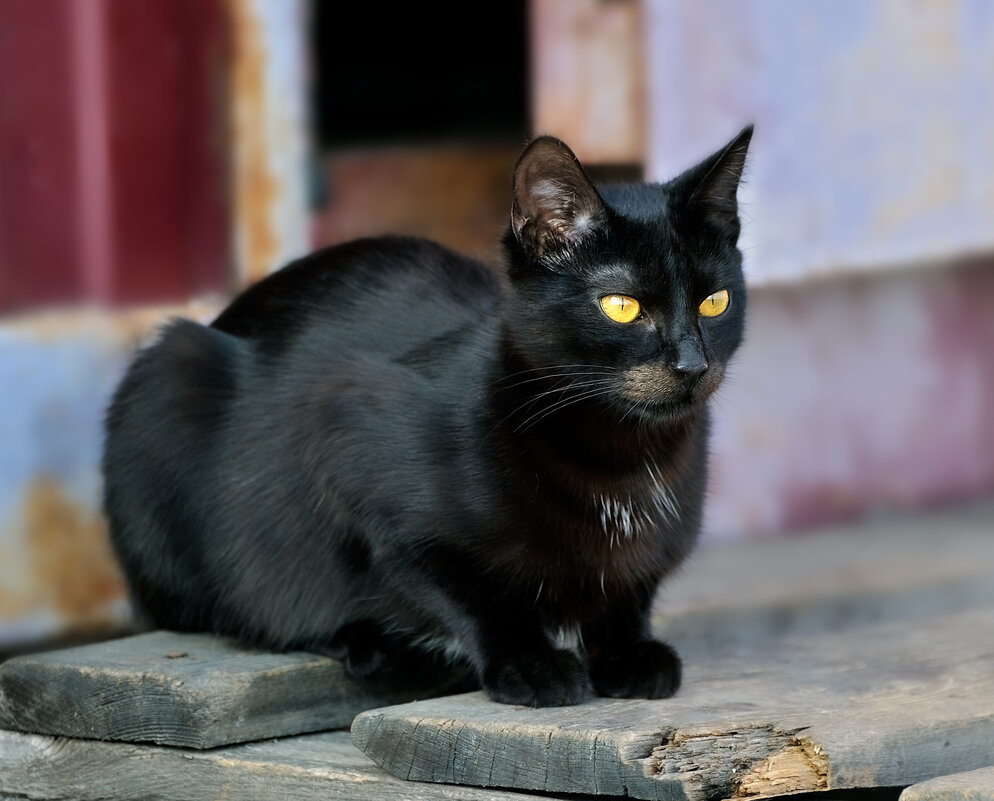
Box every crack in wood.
[644,724,829,800]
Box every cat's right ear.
[679,125,753,241]
[510,137,607,258]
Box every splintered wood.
[646,725,829,798]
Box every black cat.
[103,126,752,706]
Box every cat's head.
[501,126,752,425]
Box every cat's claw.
[590,639,681,699]
[483,649,591,707]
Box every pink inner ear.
[511,139,607,255]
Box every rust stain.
[532,0,645,164]
[779,483,869,533]
[313,145,517,264]
[227,0,279,285]
[23,476,127,626]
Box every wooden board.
[352,604,994,801]
[654,499,994,649]
[0,630,459,748]
[0,728,548,801]
[902,767,994,801]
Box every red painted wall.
[0,0,83,308]
[0,0,230,313]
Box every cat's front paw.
[590,639,681,699]
[483,648,591,707]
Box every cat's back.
[103,236,504,635]
[211,236,502,360]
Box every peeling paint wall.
[227,0,311,285]
[706,258,994,540]
[3,0,994,652]
[531,0,645,165]
[313,145,518,265]
[0,308,218,650]
[639,1,994,535]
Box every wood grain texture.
[0,728,550,801]
[0,630,455,748]
[902,767,994,801]
[353,605,994,800]
[655,499,994,650]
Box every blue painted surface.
[0,325,125,518]
[0,315,139,646]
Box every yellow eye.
[699,289,730,318]
[599,295,641,324]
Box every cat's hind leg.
[103,318,244,633]
[320,620,478,693]
[322,619,388,677]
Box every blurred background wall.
[1,0,992,652]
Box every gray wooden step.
[901,767,994,801]
[654,498,994,650]
[0,630,459,748]
[0,728,550,801]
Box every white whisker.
[514,385,616,432]
[497,370,613,392]
[492,363,612,386]
[496,377,615,430]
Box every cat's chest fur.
[478,406,706,606]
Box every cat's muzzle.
[619,363,724,419]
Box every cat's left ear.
[510,136,608,258]
[680,125,753,241]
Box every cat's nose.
[671,357,708,382]
[669,337,708,382]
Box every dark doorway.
[310,1,529,148]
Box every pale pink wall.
[704,259,994,540]
[641,1,994,539]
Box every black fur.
[103,127,753,706]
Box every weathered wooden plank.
[352,605,994,801]
[901,767,994,801]
[0,728,551,801]
[0,630,459,748]
[655,499,994,649]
